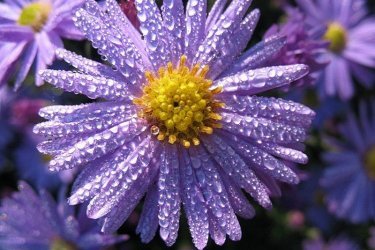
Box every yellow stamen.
[323,22,347,53]
[134,56,223,147]
[169,135,177,144]
[18,2,51,33]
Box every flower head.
[0,0,84,88]
[34,0,315,248]
[296,0,375,99]
[321,102,375,223]
[0,181,127,250]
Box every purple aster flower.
[296,0,375,100]
[34,0,315,248]
[0,0,84,89]
[303,236,359,250]
[321,102,375,223]
[0,181,127,250]
[264,7,328,87]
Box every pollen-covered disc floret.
[134,56,223,147]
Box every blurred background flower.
[321,102,375,223]
[0,181,127,250]
[0,0,84,89]
[295,0,375,100]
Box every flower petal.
[162,0,185,63]
[39,70,133,101]
[135,0,171,69]
[158,145,181,246]
[222,35,286,77]
[215,64,309,95]
[136,186,159,243]
[201,135,272,208]
[189,146,242,241]
[74,6,145,85]
[221,112,308,144]
[185,0,207,60]
[180,149,209,250]
[48,120,146,171]
[221,95,315,128]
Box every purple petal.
[55,49,123,81]
[220,132,300,184]
[221,95,315,128]
[86,136,157,219]
[215,64,309,95]
[14,42,37,90]
[194,0,253,68]
[189,146,242,241]
[0,43,26,84]
[180,149,209,250]
[48,120,146,171]
[201,135,272,209]
[158,145,181,246]
[39,70,133,101]
[69,136,146,205]
[136,186,159,243]
[220,172,255,219]
[222,35,286,77]
[0,24,33,42]
[135,0,171,69]
[162,0,186,63]
[39,101,133,122]
[208,9,260,79]
[205,0,227,32]
[208,215,226,246]
[100,150,160,233]
[220,112,308,144]
[73,6,145,84]
[103,0,148,62]
[0,3,20,20]
[185,0,207,61]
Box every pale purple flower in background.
[0,181,127,250]
[0,0,84,89]
[321,102,375,223]
[296,0,375,100]
[34,0,315,248]
[264,7,328,87]
[303,236,359,250]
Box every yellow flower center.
[18,2,51,32]
[50,238,77,250]
[134,56,223,148]
[364,147,375,180]
[323,22,347,53]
